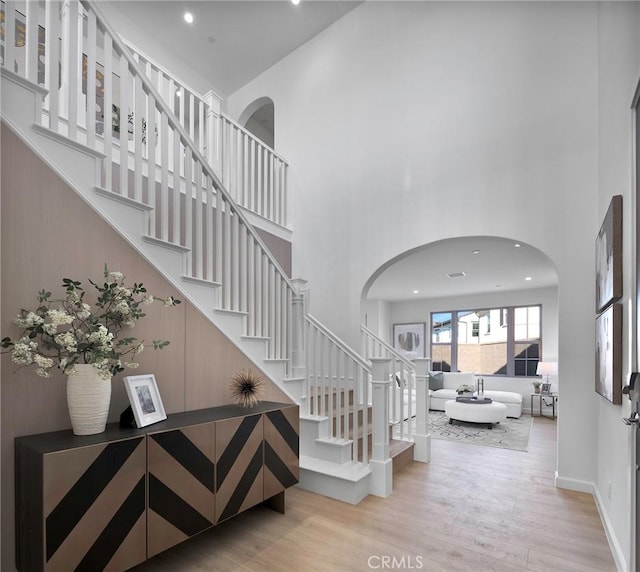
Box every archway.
[238,97,274,149]
[361,235,559,399]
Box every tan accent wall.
[1,124,291,571]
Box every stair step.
[298,455,371,505]
[142,235,191,253]
[33,123,106,159]
[181,275,221,289]
[95,186,153,211]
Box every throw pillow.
[428,372,444,391]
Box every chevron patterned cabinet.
[15,402,299,572]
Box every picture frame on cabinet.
[124,373,167,427]
[393,322,426,360]
[595,195,622,313]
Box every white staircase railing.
[361,325,416,440]
[305,315,370,465]
[122,40,290,229]
[1,0,296,366]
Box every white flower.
[124,362,139,369]
[11,338,37,365]
[87,326,114,350]
[164,296,176,307]
[108,271,124,281]
[114,300,131,315]
[55,332,77,353]
[34,354,54,369]
[143,295,155,305]
[35,368,52,378]
[47,309,74,326]
[14,311,44,329]
[43,323,58,335]
[77,303,92,319]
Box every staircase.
[0,0,429,504]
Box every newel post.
[290,279,308,378]
[205,89,223,175]
[370,358,392,497]
[412,357,432,463]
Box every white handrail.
[83,0,295,291]
[361,324,415,370]
[220,112,289,165]
[304,314,370,464]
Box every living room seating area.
[429,372,524,418]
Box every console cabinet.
[16,402,299,571]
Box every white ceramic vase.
[66,364,112,435]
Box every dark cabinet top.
[16,401,297,453]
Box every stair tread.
[299,455,371,481]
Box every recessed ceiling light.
[184,12,194,24]
[525,276,532,281]
[413,290,419,294]
[472,249,480,255]
[292,0,300,4]
[447,272,466,279]
[514,243,521,248]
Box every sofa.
[429,372,523,418]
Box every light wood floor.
[133,417,615,572]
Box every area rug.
[428,411,533,452]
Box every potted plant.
[2,265,180,435]
[532,380,543,394]
[457,384,475,396]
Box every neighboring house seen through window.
[430,305,541,376]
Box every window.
[430,305,541,376]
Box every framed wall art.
[393,322,426,360]
[124,374,167,428]
[595,195,622,313]
[595,303,622,405]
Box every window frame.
[429,304,542,377]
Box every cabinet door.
[263,406,299,499]
[147,423,215,558]
[215,413,263,523]
[43,437,146,572]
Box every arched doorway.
[239,97,274,149]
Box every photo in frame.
[595,195,622,313]
[595,304,622,405]
[124,374,167,428]
[393,322,426,360]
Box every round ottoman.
[444,400,508,429]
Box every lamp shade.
[536,361,558,377]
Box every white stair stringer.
[0,67,293,401]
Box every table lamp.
[536,361,557,394]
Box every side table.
[530,393,558,419]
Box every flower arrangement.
[1,265,180,379]
[229,368,264,408]
[457,384,475,395]
[532,380,543,394]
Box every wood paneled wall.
[0,124,292,571]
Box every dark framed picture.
[595,195,622,313]
[393,322,426,360]
[595,304,622,405]
[124,374,167,427]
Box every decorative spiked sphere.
[230,368,264,408]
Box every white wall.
[595,3,640,570]
[227,2,638,567]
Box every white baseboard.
[593,485,628,572]
[555,472,628,571]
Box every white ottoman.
[444,400,508,429]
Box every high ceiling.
[366,237,558,302]
[106,0,363,95]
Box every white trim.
[594,484,629,572]
[33,124,106,160]
[555,473,627,571]
[0,67,48,96]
